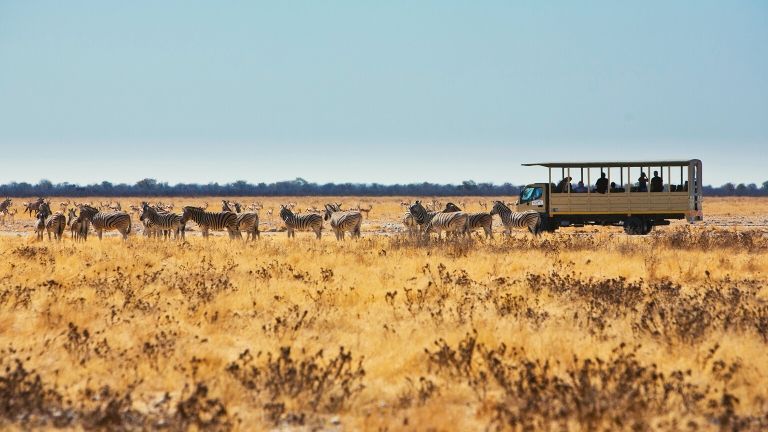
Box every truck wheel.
[642,220,654,235]
[623,217,645,235]
[541,215,558,232]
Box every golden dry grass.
[0,197,767,430]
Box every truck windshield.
[520,186,543,204]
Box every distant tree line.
[0,178,767,197]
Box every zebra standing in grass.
[222,200,259,241]
[180,206,239,239]
[0,198,11,214]
[43,203,67,241]
[280,205,323,239]
[445,203,493,239]
[77,205,132,240]
[25,197,46,216]
[236,212,260,241]
[140,203,184,240]
[489,201,542,236]
[324,204,362,240]
[410,201,468,239]
[68,208,86,241]
[404,200,443,237]
[34,204,50,241]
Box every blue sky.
[1,1,766,186]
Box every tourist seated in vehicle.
[595,172,609,194]
[572,181,587,192]
[637,172,649,192]
[650,171,663,192]
[555,176,572,193]
[609,182,625,193]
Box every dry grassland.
[0,197,767,430]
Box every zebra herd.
[404,200,541,239]
[3,197,542,241]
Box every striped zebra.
[445,203,493,239]
[45,211,67,241]
[236,212,260,241]
[489,201,542,236]
[140,203,184,240]
[180,206,239,239]
[280,205,323,239]
[409,201,468,239]
[221,200,259,240]
[0,198,11,214]
[68,208,86,242]
[324,204,362,240]
[34,204,50,241]
[77,205,132,240]
[25,198,46,216]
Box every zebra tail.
[127,216,132,235]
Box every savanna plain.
[1,197,767,431]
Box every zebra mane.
[492,200,511,213]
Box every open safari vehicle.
[516,160,703,235]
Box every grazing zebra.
[77,205,132,240]
[489,201,542,236]
[409,201,468,239]
[68,208,86,241]
[280,205,323,239]
[445,203,493,239]
[140,203,184,240]
[180,206,239,239]
[324,204,362,240]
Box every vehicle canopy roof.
[522,160,700,168]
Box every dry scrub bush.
[0,208,766,430]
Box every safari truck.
[516,160,703,235]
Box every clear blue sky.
[1,1,766,186]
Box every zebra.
[34,204,51,241]
[236,212,260,241]
[77,205,132,240]
[68,208,86,241]
[180,206,239,239]
[0,198,11,214]
[445,203,493,239]
[280,205,323,239]
[24,197,46,216]
[489,201,542,236]
[324,204,362,240]
[45,210,67,241]
[0,198,12,223]
[409,201,468,239]
[140,203,184,240]
[221,200,259,240]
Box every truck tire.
[623,217,645,235]
[541,214,558,233]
